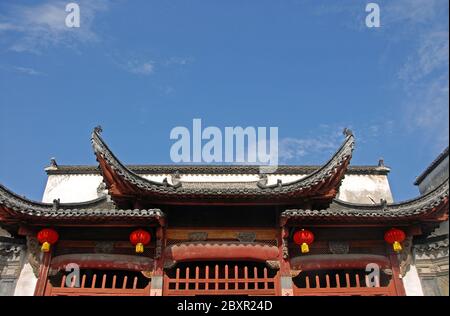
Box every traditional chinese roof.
[0,183,164,231]
[91,127,355,207]
[45,164,390,176]
[281,177,449,224]
[415,147,449,186]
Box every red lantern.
[37,228,59,252]
[293,229,314,253]
[384,228,406,253]
[130,229,151,254]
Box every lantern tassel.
[41,242,50,252]
[135,243,144,253]
[393,241,402,252]
[301,243,310,253]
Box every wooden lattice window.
[292,269,396,296]
[45,269,151,296]
[164,261,279,296]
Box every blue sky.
[0,0,448,201]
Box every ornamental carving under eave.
[265,260,280,270]
[237,232,256,242]
[329,241,349,254]
[155,239,162,259]
[399,236,413,277]
[188,232,208,241]
[26,236,41,278]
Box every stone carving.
[26,236,41,278]
[257,174,268,186]
[329,241,349,254]
[282,237,289,259]
[343,127,353,137]
[52,198,60,210]
[237,232,256,242]
[280,227,290,259]
[141,271,153,279]
[188,232,208,241]
[399,236,413,277]
[94,125,103,134]
[265,260,280,270]
[163,259,177,269]
[94,242,114,254]
[96,182,107,197]
[382,268,393,276]
[155,239,162,259]
[415,237,449,258]
[49,157,58,168]
[171,172,181,187]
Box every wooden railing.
[45,271,151,296]
[293,270,397,296]
[164,262,279,296]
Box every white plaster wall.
[144,174,306,185]
[337,174,394,203]
[41,172,393,205]
[13,256,37,296]
[402,264,424,296]
[43,174,103,203]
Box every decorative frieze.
[329,241,349,254]
[188,232,208,241]
[237,232,256,242]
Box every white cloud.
[125,60,155,75]
[278,126,344,164]
[398,31,449,86]
[0,64,45,76]
[0,0,108,53]
[13,66,43,76]
[164,57,194,66]
[384,0,444,26]
[390,0,449,149]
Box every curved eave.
[415,146,449,185]
[281,178,449,224]
[91,128,354,204]
[0,183,165,227]
[0,183,109,212]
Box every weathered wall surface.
[413,150,449,296]
[13,258,37,296]
[42,172,394,205]
[418,156,449,195]
[403,264,425,296]
[43,174,104,203]
[337,174,394,203]
[0,237,27,296]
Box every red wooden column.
[34,251,52,296]
[388,253,406,296]
[150,226,165,296]
[279,226,293,296]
